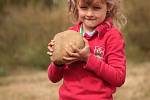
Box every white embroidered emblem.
[94,46,104,59]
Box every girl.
[47,0,127,100]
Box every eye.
[93,7,101,10]
[80,6,88,10]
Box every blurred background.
[0,0,149,100]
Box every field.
[0,62,150,100]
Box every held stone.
[51,30,84,65]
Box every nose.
[86,9,94,18]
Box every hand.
[47,40,55,61]
[63,38,90,64]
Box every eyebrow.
[93,3,101,6]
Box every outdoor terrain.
[0,62,150,100]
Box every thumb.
[83,38,89,47]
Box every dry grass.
[0,62,150,100]
[0,69,60,100]
[0,5,69,68]
[114,62,150,100]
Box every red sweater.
[48,20,126,100]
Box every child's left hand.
[63,38,90,64]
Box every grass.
[114,62,150,100]
[0,68,60,100]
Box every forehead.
[77,0,106,5]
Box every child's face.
[77,0,107,31]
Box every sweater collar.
[95,17,113,37]
[68,17,113,39]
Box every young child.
[47,0,127,100]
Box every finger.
[47,51,52,56]
[50,40,55,43]
[69,42,74,50]
[48,42,55,46]
[65,60,78,64]
[63,56,78,62]
[48,40,52,45]
[70,43,80,53]
[82,38,90,51]
[83,46,90,51]
[48,40,55,46]
[79,46,90,56]
[48,46,54,52]
[65,48,80,58]
[65,43,73,51]
[83,38,89,46]
[51,40,55,42]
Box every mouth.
[86,19,95,21]
[84,17,96,20]
[85,18,96,21]
[84,19,97,23]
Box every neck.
[82,24,95,33]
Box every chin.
[87,24,98,28]
[86,21,98,26]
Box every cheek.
[78,13,84,18]
[97,12,107,21]
[78,9,85,16]
[78,11,85,20]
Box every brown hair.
[67,0,127,29]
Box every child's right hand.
[47,40,55,61]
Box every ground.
[0,62,150,100]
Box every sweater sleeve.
[47,62,65,83]
[84,31,126,87]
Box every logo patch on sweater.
[94,46,104,59]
